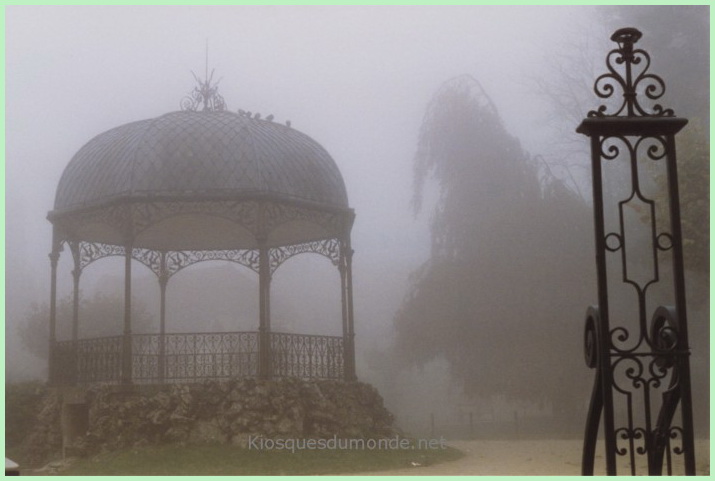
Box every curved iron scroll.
[588,28,673,118]
[582,306,603,476]
[582,305,686,476]
[269,238,341,273]
[649,306,682,476]
[180,69,227,112]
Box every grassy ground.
[35,443,464,476]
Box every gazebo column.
[122,243,133,385]
[339,252,349,380]
[48,249,60,385]
[341,240,356,381]
[258,241,273,379]
[69,242,82,385]
[158,252,169,384]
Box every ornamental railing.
[271,332,344,380]
[55,335,123,385]
[133,331,260,383]
[53,331,344,385]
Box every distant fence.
[401,411,584,440]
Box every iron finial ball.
[610,27,642,56]
[610,27,642,44]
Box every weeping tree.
[394,75,594,425]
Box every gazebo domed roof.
[54,110,348,212]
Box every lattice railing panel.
[55,336,123,385]
[270,332,344,380]
[160,332,259,383]
[53,330,344,384]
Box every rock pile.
[19,378,395,465]
[16,389,63,467]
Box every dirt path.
[349,439,710,476]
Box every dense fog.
[5,5,709,441]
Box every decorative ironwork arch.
[69,238,345,281]
[269,238,342,274]
[77,242,126,271]
[163,249,261,277]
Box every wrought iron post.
[158,251,169,384]
[69,241,82,385]
[122,241,133,385]
[339,241,351,380]
[339,245,349,377]
[578,27,696,476]
[69,242,81,343]
[258,241,273,379]
[344,241,356,381]
[48,248,60,385]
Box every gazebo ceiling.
[49,109,353,251]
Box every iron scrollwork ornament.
[269,238,342,274]
[77,241,126,271]
[589,28,673,118]
[579,28,696,476]
[165,249,261,277]
[180,69,226,112]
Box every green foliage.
[55,443,463,476]
[657,119,709,276]
[396,75,594,408]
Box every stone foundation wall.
[19,378,395,466]
[17,389,63,466]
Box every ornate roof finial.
[588,27,674,118]
[180,40,227,112]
